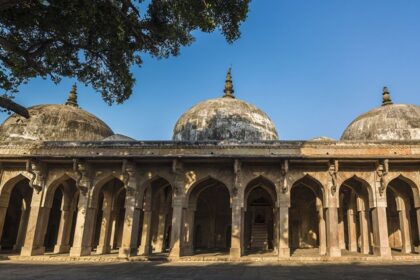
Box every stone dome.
[173,69,278,141]
[341,88,420,141]
[0,85,114,141]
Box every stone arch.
[42,174,79,253]
[0,173,31,207]
[387,174,420,208]
[338,178,373,255]
[184,177,231,254]
[338,175,374,208]
[289,175,326,255]
[0,174,32,252]
[386,176,418,254]
[137,175,174,255]
[243,176,277,253]
[90,176,126,255]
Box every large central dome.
[173,69,278,141]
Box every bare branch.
[0,96,29,118]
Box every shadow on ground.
[0,261,420,280]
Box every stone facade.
[0,141,418,259]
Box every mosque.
[0,69,419,260]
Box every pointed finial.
[382,86,393,106]
[65,83,79,107]
[223,67,235,98]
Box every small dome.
[173,69,278,141]
[0,85,113,141]
[103,134,135,141]
[341,88,420,141]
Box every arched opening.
[386,177,419,254]
[187,178,231,255]
[339,177,372,255]
[244,177,277,254]
[92,178,126,255]
[43,178,79,254]
[138,177,173,255]
[0,177,32,252]
[290,176,325,256]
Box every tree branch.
[0,96,29,118]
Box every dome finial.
[223,67,235,98]
[382,86,393,106]
[65,83,79,107]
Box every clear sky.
[2,0,420,140]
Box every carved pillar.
[138,186,153,256]
[169,159,185,258]
[318,207,327,255]
[96,204,113,255]
[21,161,48,256]
[13,207,30,252]
[53,206,74,254]
[347,208,358,252]
[118,191,140,258]
[399,207,413,254]
[278,205,290,257]
[154,210,167,253]
[20,192,49,256]
[181,208,195,256]
[69,162,94,257]
[371,206,391,257]
[325,206,341,257]
[0,206,7,249]
[230,197,243,258]
[359,210,371,254]
[338,207,346,250]
[417,208,420,253]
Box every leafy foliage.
[0,0,250,104]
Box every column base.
[180,246,194,257]
[327,247,341,257]
[138,245,152,256]
[402,246,414,254]
[69,246,92,257]
[53,245,71,254]
[118,247,138,258]
[373,246,392,258]
[229,248,241,259]
[96,245,111,255]
[20,246,45,257]
[278,248,290,258]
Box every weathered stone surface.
[0,104,113,141]
[341,104,420,141]
[173,97,278,141]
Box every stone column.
[417,208,420,253]
[359,210,371,254]
[69,193,96,257]
[169,196,185,258]
[318,207,327,255]
[371,206,391,257]
[53,207,74,254]
[96,205,114,255]
[338,207,346,250]
[325,207,341,257]
[0,206,8,249]
[230,197,243,258]
[20,192,50,256]
[154,211,167,253]
[119,190,141,258]
[399,208,413,254]
[138,208,153,256]
[347,208,358,252]
[13,207,30,252]
[278,206,290,257]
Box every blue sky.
[2,0,420,140]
